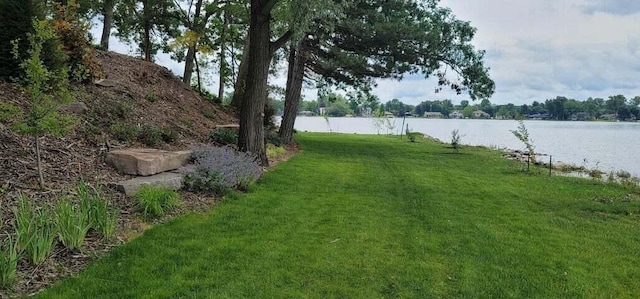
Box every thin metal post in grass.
[400,115,406,139]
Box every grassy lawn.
[38,133,640,298]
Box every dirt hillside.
[0,51,237,297]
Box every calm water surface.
[293,117,640,176]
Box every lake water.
[292,116,640,176]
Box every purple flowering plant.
[181,146,262,194]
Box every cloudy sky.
[98,0,640,105]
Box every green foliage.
[145,92,158,102]
[77,181,117,238]
[161,128,179,144]
[138,124,163,146]
[265,130,283,146]
[209,127,237,146]
[134,185,180,219]
[33,133,640,298]
[55,198,91,250]
[510,120,536,163]
[0,103,22,122]
[52,1,102,82]
[13,195,57,265]
[10,19,75,137]
[109,122,139,142]
[183,169,230,196]
[451,129,462,152]
[0,0,45,80]
[266,144,286,159]
[0,236,19,290]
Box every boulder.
[113,172,184,196]
[106,149,191,176]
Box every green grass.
[38,133,640,298]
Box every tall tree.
[278,0,495,144]
[100,0,115,49]
[238,0,292,165]
[114,0,178,61]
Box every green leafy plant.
[145,92,158,102]
[0,236,19,290]
[265,130,283,146]
[451,129,462,152]
[209,127,237,146]
[161,128,179,144]
[134,185,181,219]
[13,194,58,264]
[77,181,117,238]
[266,144,286,159]
[109,122,139,142]
[183,169,230,196]
[138,124,163,146]
[510,120,536,163]
[6,19,76,189]
[55,198,91,250]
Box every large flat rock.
[106,149,191,176]
[113,172,184,196]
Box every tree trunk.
[35,134,44,189]
[181,0,204,84]
[143,0,152,61]
[218,11,229,100]
[183,45,196,84]
[230,36,250,110]
[194,51,202,93]
[239,0,273,166]
[279,39,307,144]
[100,0,114,50]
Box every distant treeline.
[272,93,640,121]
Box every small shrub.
[55,198,91,250]
[0,236,18,290]
[617,170,632,179]
[110,122,139,142]
[589,169,604,180]
[266,144,286,159]
[511,120,536,163]
[145,92,158,102]
[181,146,262,194]
[203,110,216,120]
[451,129,462,152]
[209,128,237,146]
[183,169,230,196]
[134,185,180,219]
[161,128,179,144]
[138,124,163,146]
[265,130,283,146]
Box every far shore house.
[423,112,444,119]
[450,110,463,119]
[472,110,491,119]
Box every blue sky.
[96,0,640,106]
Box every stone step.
[113,172,184,196]
[106,149,191,176]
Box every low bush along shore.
[36,133,640,298]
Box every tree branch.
[270,30,293,55]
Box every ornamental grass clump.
[0,236,18,290]
[182,146,262,194]
[13,196,57,265]
[77,181,117,238]
[55,198,91,251]
[134,185,180,219]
